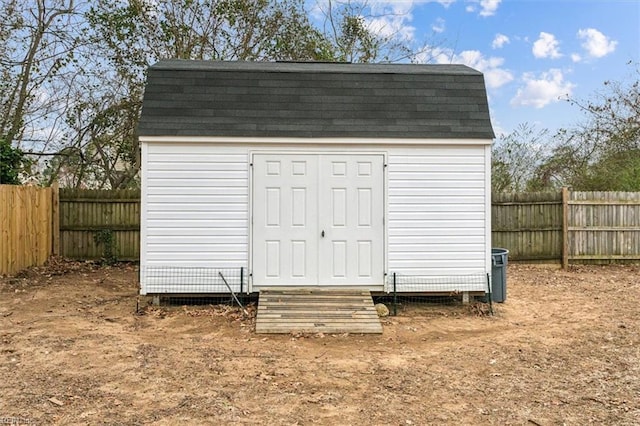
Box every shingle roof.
[138,60,495,139]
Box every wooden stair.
[255,288,383,334]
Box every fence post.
[562,187,569,269]
[51,181,60,256]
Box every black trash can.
[491,248,509,303]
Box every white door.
[253,155,319,286]
[318,155,384,285]
[252,154,384,287]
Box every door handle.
[321,230,325,238]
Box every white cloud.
[511,69,575,108]
[492,33,510,49]
[432,49,514,89]
[532,32,562,59]
[479,0,502,17]
[365,0,455,11]
[571,53,582,63]
[362,1,459,43]
[577,28,617,58]
[432,0,456,5]
[466,0,502,17]
[369,1,412,15]
[309,1,456,53]
[432,17,445,33]
[367,15,416,41]
[311,0,455,19]
[365,1,457,42]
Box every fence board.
[0,185,54,275]
[59,189,140,261]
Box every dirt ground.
[0,261,638,425]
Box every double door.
[252,154,384,287]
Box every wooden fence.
[57,189,640,265]
[492,191,563,262]
[567,191,640,263]
[493,190,640,265]
[0,184,59,275]
[59,189,140,261]
[4,187,640,272]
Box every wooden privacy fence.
[492,191,563,262]
[59,189,140,261]
[493,189,640,265]
[0,184,59,275]
[59,189,640,265]
[4,188,640,269]
[567,191,640,264]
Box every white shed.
[138,60,494,297]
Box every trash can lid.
[492,248,509,254]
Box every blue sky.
[316,0,640,137]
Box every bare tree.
[7,0,444,188]
[491,123,550,193]
[0,0,85,152]
[50,0,335,188]
[531,63,640,191]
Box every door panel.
[319,155,384,285]
[253,154,384,287]
[332,188,347,226]
[253,155,318,286]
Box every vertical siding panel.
[387,146,489,291]
[141,143,249,294]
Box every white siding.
[387,146,489,292]
[140,141,491,294]
[141,143,249,294]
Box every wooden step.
[255,287,383,334]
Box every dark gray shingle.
[138,60,495,139]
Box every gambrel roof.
[138,60,495,139]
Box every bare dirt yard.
[1,261,638,425]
